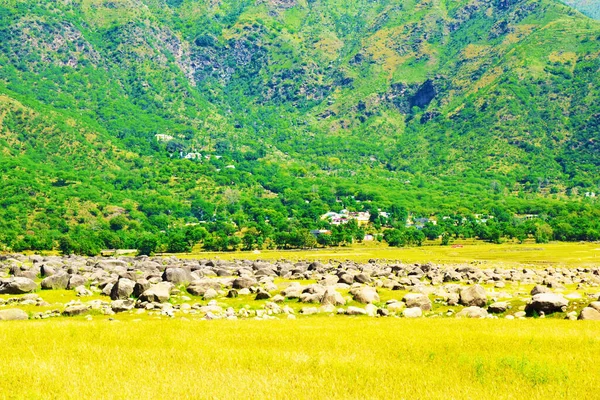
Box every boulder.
[402,293,432,311]
[488,301,509,314]
[590,302,600,313]
[133,280,150,298]
[110,278,135,300]
[232,277,257,289]
[162,268,192,285]
[111,299,135,313]
[354,273,372,284]
[352,287,380,304]
[62,305,91,317]
[187,280,221,297]
[579,306,600,320]
[0,277,37,294]
[456,306,488,319]
[255,289,271,300]
[0,309,28,321]
[402,307,423,318]
[139,282,172,303]
[41,272,70,290]
[526,293,568,315]
[530,285,550,296]
[204,288,219,300]
[75,285,93,297]
[67,275,87,289]
[320,287,346,306]
[459,285,487,307]
[346,306,367,315]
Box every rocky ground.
[1,254,599,322]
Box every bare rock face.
[402,293,432,311]
[459,285,487,307]
[0,277,37,294]
[526,293,569,315]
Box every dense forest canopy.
[0,0,599,254]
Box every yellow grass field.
[181,241,600,267]
[1,318,599,399]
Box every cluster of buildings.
[320,210,371,226]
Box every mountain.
[0,0,599,253]
[562,0,600,19]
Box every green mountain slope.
[0,0,599,252]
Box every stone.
[300,307,319,315]
[578,307,600,320]
[139,282,172,303]
[402,293,432,311]
[110,278,135,300]
[488,301,509,314]
[530,285,550,296]
[459,285,487,307]
[204,288,219,300]
[232,277,257,289]
[255,289,271,300]
[162,268,192,285]
[387,301,405,313]
[75,285,93,297]
[347,306,367,315]
[352,287,380,304]
[67,275,87,289]
[111,299,135,313]
[320,287,346,306]
[0,309,28,321]
[456,306,488,319]
[589,302,600,313]
[187,279,221,296]
[402,307,423,318]
[62,305,91,317]
[526,293,569,315]
[133,280,150,298]
[354,273,372,284]
[0,277,37,294]
[41,273,70,290]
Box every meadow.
[0,318,599,399]
[184,241,600,267]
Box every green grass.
[0,318,599,399]
[179,241,600,267]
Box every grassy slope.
[0,318,598,399]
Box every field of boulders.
[1,254,599,322]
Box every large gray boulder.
[352,287,380,304]
[578,307,600,321]
[526,293,568,315]
[459,285,487,307]
[110,278,135,300]
[41,272,70,290]
[111,299,135,313]
[67,275,87,289]
[232,277,257,289]
[0,309,28,321]
[320,287,346,306]
[139,282,172,303]
[187,279,221,297]
[456,306,488,319]
[402,293,432,311]
[162,267,192,285]
[530,285,550,296]
[133,279,150,298]
[62,305,91,317]
[488,301,509,314]
[0,277,37,294]
[402,307,423,318]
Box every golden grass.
[0,318,599,399]
[179,241,600,268]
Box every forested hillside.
[0,0,599,254]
